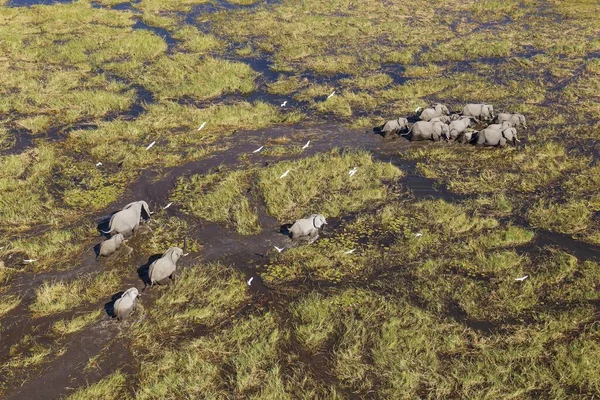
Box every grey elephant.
[289,214,327,241]
[477,126,519,147]
[486,121,513,130]
[149,247,184,285]
[102,200,152,237]
[495,113,527,128]
[448,117,475,141]
[416,103,450,121]
[113,287,139,320]
[429,115,451,124]
[381,117,409,139]
[462,104,494,121]
[98,233,125,259]
[409,121,450,141]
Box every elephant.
[408,121,450,141]
[113,287,139,320]
[430,115,451,124]
[149,247,184,285]
[98,233,125,259]
[289,214,327,241]
[416,103,450,121]
[102,200,152,237]
[486,121,513,131]
[462,104,494,121]
[495,113,527,128]
[448,117,475,141]
[476,126,519,147]
[381,117,409,139]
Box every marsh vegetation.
[0,0,599,398]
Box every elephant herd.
[97,201,186,320]
[97,201,328,321]
[381,103,526,147]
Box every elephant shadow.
[93,243,101,260]
[137,254,163,286]
[104,291,125,318]
[279,223,293,237]
[96,213,117,238]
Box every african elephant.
[149,247,184,285]
[495,113,527,128]
[409,121,450,141]
[102,200,152,237]
[477,126,519,147]
[416,103,450,121]
[486,121,513,130]
[113,287,139,320]
[462,104,494,121]
[381,117,409,138]
[98,233,125,259]
[430,116,451,124]
[448,117,475,141]
[289,214,327,240]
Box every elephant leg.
[499,137,507,147]
[432,132,440,141]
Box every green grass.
[0,294,22,319]
[258,149,402,221]
[51,310,102,336]
[172,170,261,235]
[30,271,121,317]
[65,372,128,400]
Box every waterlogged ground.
[0,0,599,398]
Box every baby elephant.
[409,121,450,141]
[416,103,450,121]
[448,117,474,141]
[289,214,327,241]
[381,117,409,139]
[495,113,527,128]
[113,287,139,321]
[98,233,125,259]
[149,247,184,286]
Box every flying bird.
[279,170,290,179]
[415,233,423,237]
[247,277,254,286]
[95,162,102,167]
[163,202,173,210]
[515,275,529,282]
[280,101,287,107]
[253,146,264,153]
[327,91,335,99]
[146,141,156,150]
[274,246,284,253]
[344,249,356,254]
[197,121,207,131]
[349,167,358,177]
[302,140,310,150]
[23,259,37,263]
